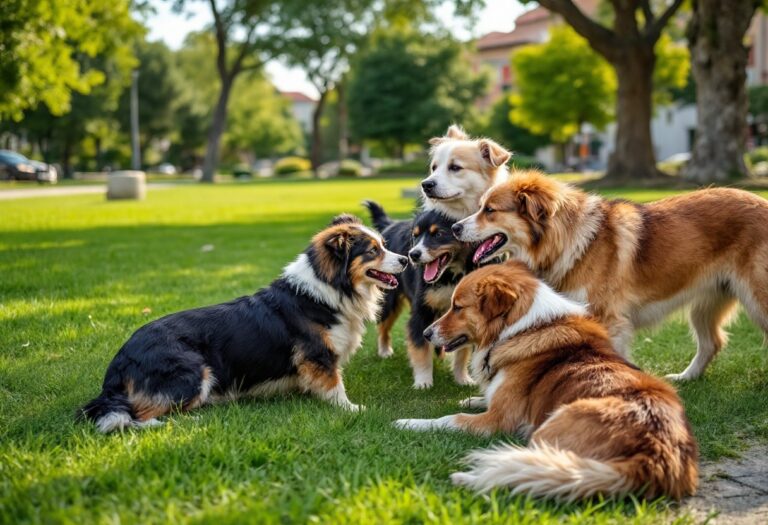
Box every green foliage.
[511,26,616,143]
[475,96,550,156]
[224,73,305,159]
[338,159,364,176]
[0,179,766,522]
[348,27,488,155]
[652,33,690,106]
[378,157,429,175]
[274,156,312,175]
[510,154,546,171]
[0,0,141,120]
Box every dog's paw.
[665,372,696,382]
[413,373,433,389]
[346,403,365,412]
[450,471,477,487]
[458,396,485,409]
[454,373,475,386]
[134,418,164,429]
[394,418,430,430]
[378,344,394,358]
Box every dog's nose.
[421,180,436,193]
[423,328,434,341]
[409,249,421,262]
[398,256,408,267]
[452,223,463,237]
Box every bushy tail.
[362,200,393,232]
[77,391,135,433]
[450,442,634,503]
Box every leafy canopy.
[510,26,616,142]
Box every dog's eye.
[448,164,461,172]
[431,164,437,172]
[484,206,495,214]
[368,247,379,256]
[453,304,463,312]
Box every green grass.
[1,178,766,524]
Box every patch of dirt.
[683,444,768,525]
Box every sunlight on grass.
[1,177,766,523]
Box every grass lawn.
[1,178,766,524]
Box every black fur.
[366,202,474,353]
[79,216,392,430]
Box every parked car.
[0,150,57,183]
[153,163,177,175]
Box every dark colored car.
[0,150,58,183]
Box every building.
[473,3,768,170]
[281,91,317,134]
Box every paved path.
[683,444,768,524]
[0,183,175,201]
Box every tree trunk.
[201,76,234,183]
[337,81,348,161]
[685,0,757,183]
[62,137,73,179]
[606,46,661,181]
[310,91,327,178]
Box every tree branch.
[640,0,655,29]
[537,0,618,59]
[646,0,685,42]
[208,0,228,77]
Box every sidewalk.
[0,183,175,201]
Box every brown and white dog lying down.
[384,124,512,388]
[453,170,768,380]
[395,262,699,501]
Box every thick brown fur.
[396,261,699,502]
[456,170,768,380]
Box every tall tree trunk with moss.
[685,0,758,183]
[536,0,685,181]
[201,75,234,183]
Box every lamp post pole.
[130,69,141,171]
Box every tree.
[171,0,286,182]
[511,26,616,145]
[223,73,304,161]
[0,0,140,120]
[528,0,686,180]
[684,0,762,183]
[348,28,487,157]
[277,0,374,175]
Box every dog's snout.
[421,180,436,194]
[452,223,463,237]
[409,248,422,262]
[398,255,408,267]
[423,328,434,341]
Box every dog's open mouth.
[441,335,468,353]
[423,253,451,283]
[428,192,462,201]
[473,234,507,264]
[367,269,399,289]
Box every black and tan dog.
[364,201,475,388]
[79,215,408,432]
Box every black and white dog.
[79,215,408,432]
[364,201,475,388]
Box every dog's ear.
[324,230,352,259]
[479,139,512,168]
[329,214,362,226]
[516,188,558,225]
[477,276,518,320]
[429,124,469,146]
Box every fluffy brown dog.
[453,170,768,380]
[395,261,699,501]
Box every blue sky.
[145,0,529,97]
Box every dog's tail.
[77,390,136,433]
[362,200,392,232]
[451,442,640,503]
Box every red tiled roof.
[476,22,547,51]
[281,91,316,103]
[514,6,551,25]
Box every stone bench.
[107,171,146,200]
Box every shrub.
[337,159,363,177]
[747,147,768,166]
[275,156,311,176]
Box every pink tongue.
[474,237,497,263]
[424,260,440,281]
